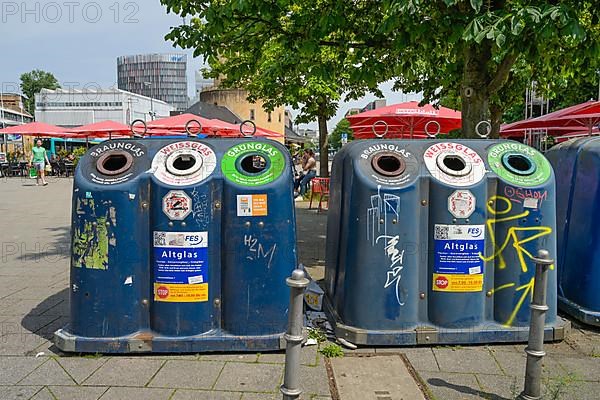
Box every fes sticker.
[423,142,486,187]
[237,194,268,216]
[221,142,285,186]
[433,224,485,292]
[162,190,192,220]
[153,231,209,303]
[487,143,552,187]
[447,190,476,219]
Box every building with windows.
[199,88,286,142]
[0,93,34,153]
[117,53,189,111]
[345,99,387,117]
[35,88,173,127]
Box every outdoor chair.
[9,162,23,177]
[309,177,330,212]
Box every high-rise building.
[117,53,188,111]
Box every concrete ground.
[0,177,598,400]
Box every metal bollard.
[519,249,553,400]
[281,268,309,400]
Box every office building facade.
[35,88,173,127]
[117,53,189,111]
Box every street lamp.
[144,81,156,120]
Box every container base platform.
[324,298,571,347]
[54,326,286,353]
[559,296,600,327]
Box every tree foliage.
[329,118,353,150]
[19,70,60,115]
[161,0,599,144]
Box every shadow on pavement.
[427,378,512,400]
[13,225,70,263]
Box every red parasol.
[145,113,235,136]
[348,101,462,139]
[500,101,600,137]
[67,120,133,139]
[0,122,78,138]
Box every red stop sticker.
[435,276,449,289]
[156,286,169,299]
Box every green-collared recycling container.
[54,138,297,353]
[325,139,569,346]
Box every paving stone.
[476,374,521,399]
[300,345,318,366]
[214,362,283,392]
[555,356,600,381]
[57,357,109,384]
[0,333,48,355]
[490,349,567,379]
[401,347,440,372]
[98,387,174,400]
[417,371,483,400]
[19,358,76,385]
[0,357,45,384]
[1,315,61,335]
[48,385,109,400]
[148,360,224,389]
[30,387,55,400]
[257,351,285,364]
[171,389,242,400]
[433,347,503,375]
[0,385,42,400]
[298,364,330,396]
[200,353,259,363]
[240,394,278,399]
[545,379,600,400]
[83,358,164,387]
[331,355,425,400]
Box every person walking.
[295,149,317,199]
[29,139,50,186]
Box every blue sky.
[0,0,420,129]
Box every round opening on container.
[96,150,133,176]
[436,153,472,177]
[239,154,268,174]
[371,153,406,177]
[165,151,203,176]
[501,152,536,176]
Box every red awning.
[0,122,78,138]
[500,101,600,137]
[145,113,235,136]
[347,101,462,139]
[67,120,133,139]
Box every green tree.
[20,70,60,115]
[329,118,353,150]
[161,1,386,176]
[161,1,598,142]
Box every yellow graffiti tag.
[481,195,553,326]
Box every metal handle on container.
[240,120,257,137]
[185,119,202,137]
[475,120,491,138]
[372,120,388,138]
[425,121,441,138]
[130,119,147,138]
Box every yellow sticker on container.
[432,273,483,292]
[154,283,208,302]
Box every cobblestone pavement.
[0,178,598,400]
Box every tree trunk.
[489,104,502,139]
[317,111,329,177]
[461,43,491,139]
